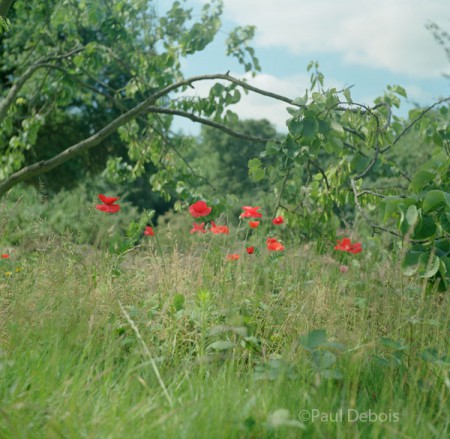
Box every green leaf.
[265,141,281,156]
[402,251,421,276]
[405,204,418,227]
[322,341,346,352]
[302,115,319,139]
[248,158,265,182]
[299,329,328,350]
[311,92,326,104]
[391,85,407,98]
[312,350,336,369]
[419,253,440,278]
[330,120,344,135]
[171,293,185,312]
[292,94,308,106]
[207,340,235,351]
[380,196,403,222]
[343,88,353,104]
[410,170,435,192]
[380,338,408,350]
[288,119,302,137]
[327,134,343,152]
[423,190,446,213]
[320,369,344,380]
[413,215,436,239]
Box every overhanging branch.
[0,73,283,197]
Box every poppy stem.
[153,233,167,275]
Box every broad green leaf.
[410,170,435,192]
[380,196,404,222]
[351,156,371,173]
[299,329,328,350]
[419,253,440,278]
[302,115,319,139]
[318,119,331,135]
[312,350,337,369]
[423,190,446,213]
[445,193,450,208]
[327,134,343,152]
[380,338,408,350]
[402,251,421,276]
[288,119,303,137]
[330,120,344,135]
[413,215,436,239]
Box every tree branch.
[147,106,277,144]
[308,159,330,190]
[0,73,284,197]
[381,96,450,153]
[0,48,84,124]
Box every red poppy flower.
[210,221,229,235]
[1,254,9,259]
[96,194,121,213]
[226,253,240,261]
[246,246,255,254]
[95,204,121,213]
[249,221,260,229]
[98,194,120,204]
[190,222,206,234]
[272,216,284,225]
[144,226,155,236]
[266,237,284,251]
[240,206,262,218]
[335,237,362,254]
[339,265,349,273]
[189,201,212,218]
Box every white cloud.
[207,0,450,78]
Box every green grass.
[0,238,449,438]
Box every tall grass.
[0,233,448,438]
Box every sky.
[159,0,450,133]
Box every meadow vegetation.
[0,187,449,438]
